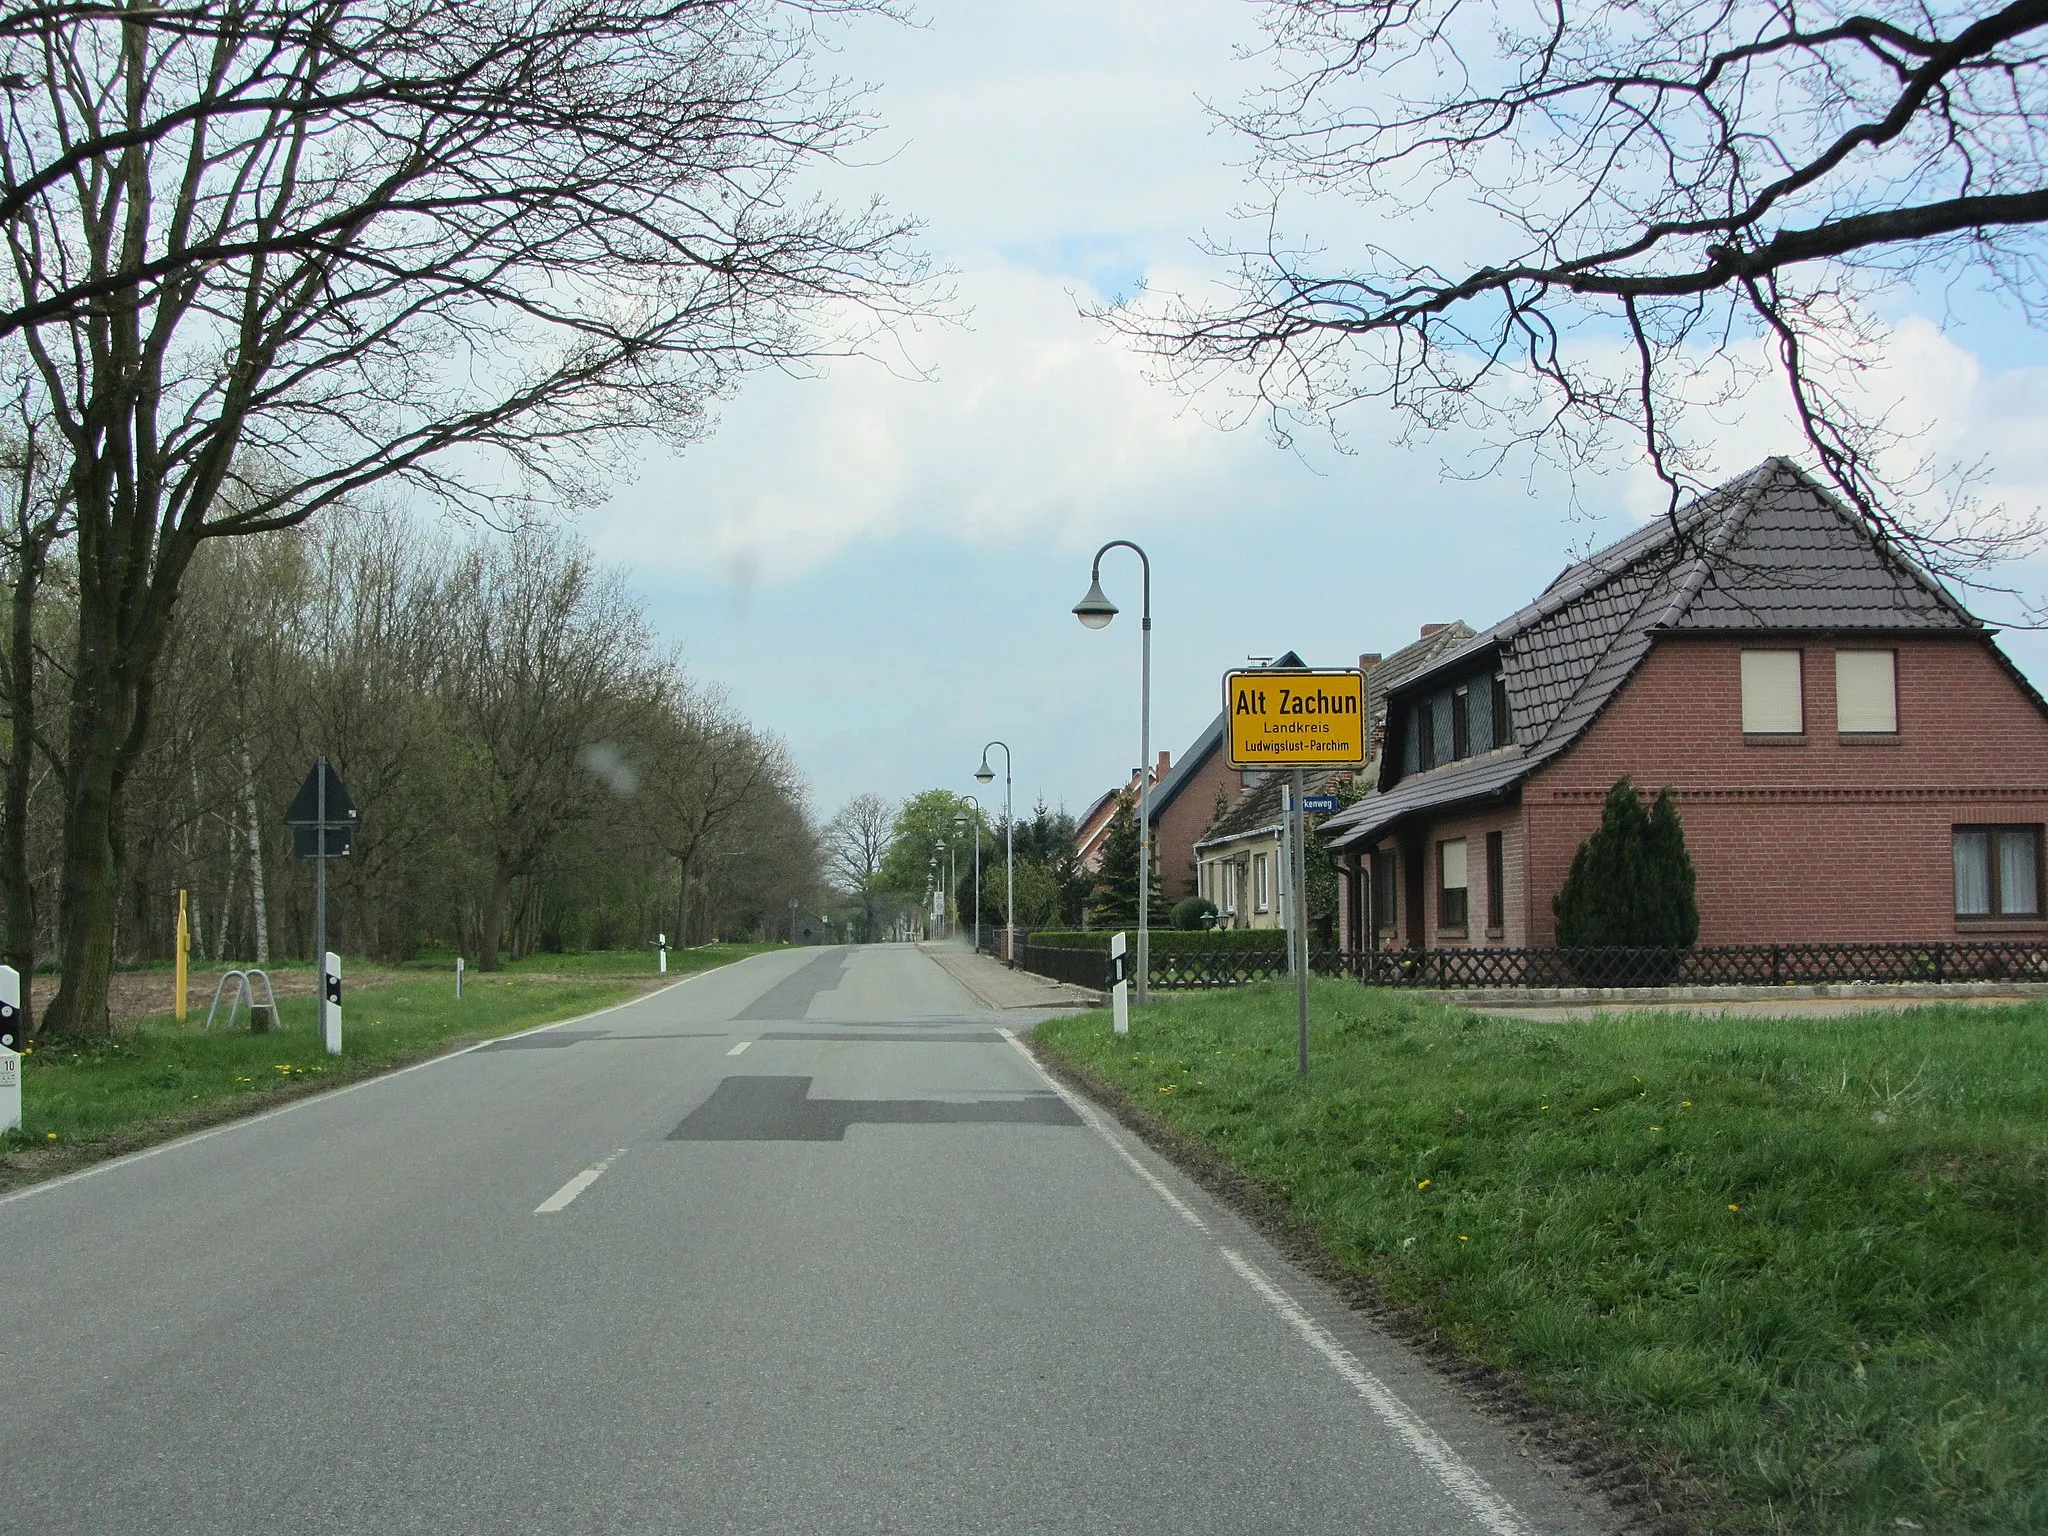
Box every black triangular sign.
[284,759,358,826]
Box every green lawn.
[401,942,782,980]
[1,971,639,1181]
[1033,983,2048,1535]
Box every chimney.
[1156,750,1171,781]
[1358,652,1381,673]
[1420,623,1447,639]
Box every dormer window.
[1417,700,1435,768]
[1492,675,1512,747]
[1451,688,1470,758]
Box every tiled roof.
[1196,767,1352,848]
[1324,458,1987,852]
[1147,649,1304,825]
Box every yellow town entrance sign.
[1223,669,1368,769]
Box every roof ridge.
[1651,461,1775,630]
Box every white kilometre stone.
[0,1045,18,1134]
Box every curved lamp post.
[956,801,982,954]
[1075,540,1152,1005]
[974,742,1014,964]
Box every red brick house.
[1326,459,2048,952]
[1144,651,1306,902]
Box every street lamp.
[975,742,1014,964]
[1076,539,1152,1004]
[938,839,957,940]
[956,802,982,953]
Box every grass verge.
[401,942,782,980]
[1031,981,2048,1535]
[0,971,641,1191]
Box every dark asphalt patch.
[477,1031,726,1051]
[734,949,849,1021]
[667,1075,1080,1142]
[761,1031,1004,1043]
[477,1031,615,1051]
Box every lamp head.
[1073,577,1117,630]
[974,758,995,784]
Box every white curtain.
[1954,831,1991,916]
[1999,831,2039,916]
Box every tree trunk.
[1,533,42,1036]
[43,718,122,1038]
[241,738,269,963]
[478,866,509,971]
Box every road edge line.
[0,969,715,1209]
[1000,1024,1536,1536]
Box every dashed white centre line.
[726,1040,752,1056]
[534,1147,629,1213]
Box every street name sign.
[1300,794,1339,814]
[1223,669,1368,769]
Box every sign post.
[1110,931,1130,1036]
[455,955,464,999]
[1222,667,1366,1078]
[0,964,20,1132]
[285,758,357,1049]
[657,933,668,974]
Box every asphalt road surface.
[0,945,1615,1535]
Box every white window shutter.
[1835,651,1897,732]
[1741,650,1803,733]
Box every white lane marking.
[1220,1249,1535,1536]
[997,1027,1207,1233]
[535,1147,630,1214]
[0,964,743,1210]
[726,1040,751,1055]
[997,1026,1532,1536]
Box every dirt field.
[26,965,406,1030]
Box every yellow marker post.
[175,888,189,1021]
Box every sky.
[584,0,2048,826]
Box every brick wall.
[1151,750,1240,901]
[1521,635,2048,944]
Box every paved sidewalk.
[920,940,1099,1011]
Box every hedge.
[1024,929,1289,953]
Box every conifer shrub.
[1553,777,1698,982]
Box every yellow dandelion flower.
[1416,1178,1432,1190]
[1649,1126,1662,1132]
[1728,1204,1741,1212]
[1458,1235,1469,1242]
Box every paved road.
[0,946,1612,1535]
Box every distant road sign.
[285,760,358,827]
[1300,794,1339,814]
[1224,669,1367,769]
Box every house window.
[1254,852,1270,912]
[1836,650,1897,733]
[1954,826,2042,918]
[1741,650,1803,734]
[1417,700,1436,769]
[1438,837,1468,930]
[1485,830,1504,931]
[1491,675,1513,747]
[1451,688,1470,759]
[1372,850,1397,933]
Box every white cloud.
[590,257,1246,582]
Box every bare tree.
[4,0,927,1034]
[0,401,66,1027]
[441,528,652,969]
[1118,0,2048,569]
[823,791,892,942]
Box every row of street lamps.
[950,540,1152,1006]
